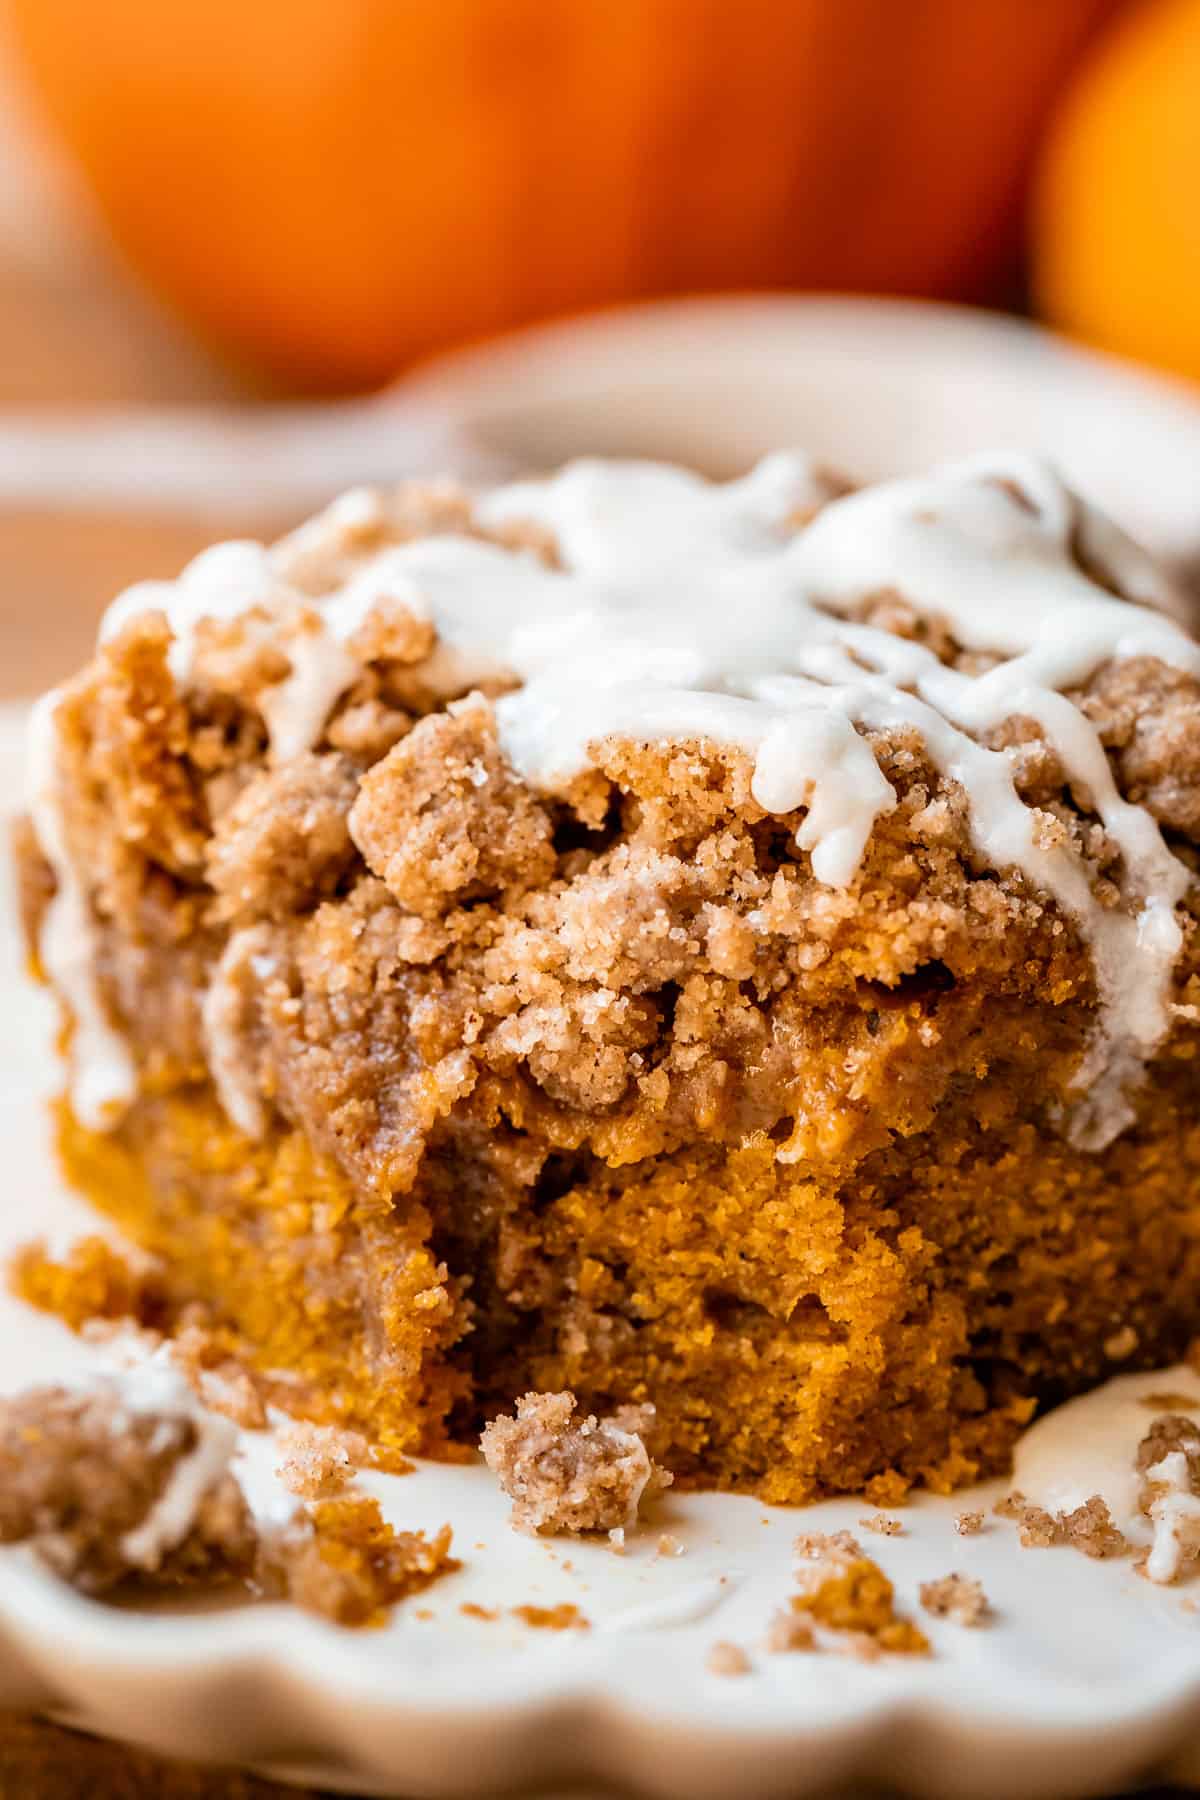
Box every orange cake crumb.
[10,1236,168,1335]
[0,1374,453,1628]
[512,1603,590,1631]
[265,1495,457,1628]
[792,1538,929,1656]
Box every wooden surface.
[0,1715,334,1798]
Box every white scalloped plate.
[6,715,1200,1799]
[5,299,1200,1793]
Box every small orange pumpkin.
[10,0,1124,392]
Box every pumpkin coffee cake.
[18,451,1200,1504]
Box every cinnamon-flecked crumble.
[0,1378,456,1626]
[0,1380,253,1594]
[19,461,1200,1507]
[994,1491,1128,1557]
[919,1572,991,1627]
[480,1390,670,1536]
[860,1513,903,1536]
[275,1423,370,1499]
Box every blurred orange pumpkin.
[10,0,1124,392]
[1034,0,1200,388]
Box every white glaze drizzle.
[200,928,270,1141]
[602,1572,739,1634]
[33,450,1200,1143]
[99,541,278,681]
[1143,1451,1200,1585]
[26,690,137,1129]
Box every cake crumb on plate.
[794,1530,861,1561]
[995,1490,1127,1558]
[764,1608,816,1654]
[707,1640,751,1677]
[512,1603,590,1631]
[792,1539,929,1656]
[262,1494,457,1628]
[275,1422,370,1498]
[0,1370,253,1594]
[919,1572,991,1626]
[481,1391,671,1537]
[860,1513,903,1536]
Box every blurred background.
[2,0,1200,693]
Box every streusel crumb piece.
[919,1572,991,1626]
[955,1511,985,1536]
[276,1423,370,1498]
[480,1391,671,1536]
[794,1530,861,1561]
[1060,1496,1127,1559]
[707,1640,752,1677]
[860,1513,903,1536]
[0,1375,455,1627]
[995,1490,1127,1557]
[0,1377,253,1594]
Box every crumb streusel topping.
[29,451,1198,1145]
